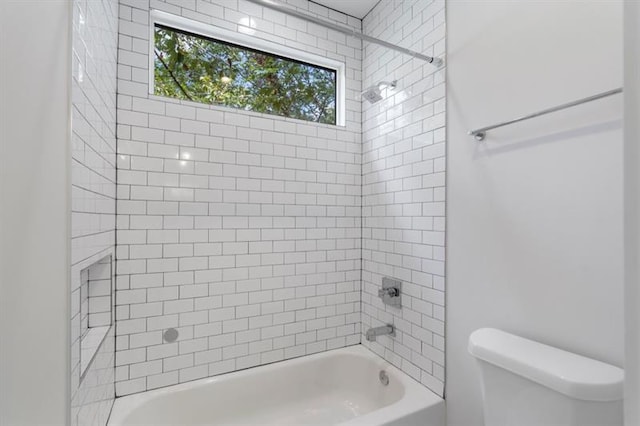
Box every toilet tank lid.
[468,328,623,402]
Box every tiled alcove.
[80,255,113,376]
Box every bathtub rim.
[108,344,444,426]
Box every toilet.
[468,328,624,426]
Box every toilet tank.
[468,328,624,426]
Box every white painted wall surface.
[624,1,640,424]
[446,1,624,424]
[0,1,72,424]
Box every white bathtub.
[108,345,445,426]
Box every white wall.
[0,1,72,424]
[624,1,640,423]
[361,0,446,397]
[114,0,362,396]
[69,0,119,424]
[446,1,624,424]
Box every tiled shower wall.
[115,0,362,396]
[361,0,446,396]
[70,0,118,424]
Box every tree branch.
[154,48,193,101]
[315,95,331,122]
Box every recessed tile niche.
[79,255,113,378]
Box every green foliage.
[154,26,336,124]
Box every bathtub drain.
[379,370,389,386]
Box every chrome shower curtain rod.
[244,0,444,67]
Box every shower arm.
[244,0,444,67]
[376,81,397,89]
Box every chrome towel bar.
[469,87,623,141]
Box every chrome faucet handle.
[378,287,399,298]
[380,277,402,307]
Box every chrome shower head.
[362,88,383,104]
[362,80,397,104]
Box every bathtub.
[108,345,445,426]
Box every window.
[150,11,345,125]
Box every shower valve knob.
[378,287,399,298]
[380,277,402,307]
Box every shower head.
[362,88,383,104]
[362,80,397,104]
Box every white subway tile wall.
[75,327,117,426]
[361,0,446,396]
[70,0,118,424]
[115,0,363,395]
[84,256,114,331]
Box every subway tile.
[112,0,444,402]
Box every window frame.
[149,10,346,126]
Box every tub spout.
[366,324,395,342]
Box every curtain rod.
[244,0,444,67]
